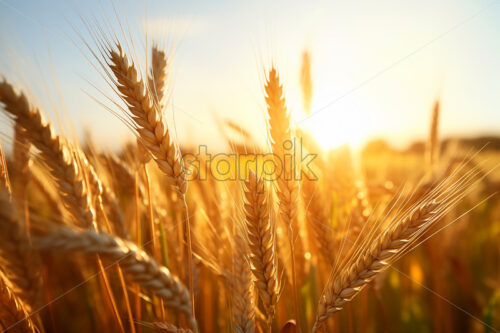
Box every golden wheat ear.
[312,166,482,332]
[13,123,32,184]
[229,232,256,333]
[0,275,37,333]
[105,43,186,195]
[0,79,96,228]
[301,176,336,265]
[300,50,313,115]
[152,322,193,333]
[149,45,169,106]
[104,41,197,319]
[264,67,301,326]
[242,169,279,328]
[35,225,198,332]
[427,99,440,177]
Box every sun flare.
[294,98,374,151]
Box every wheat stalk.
[242,170,279,329]
[35,226,198,332]
[78,150,137,332]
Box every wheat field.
[0,9,500,333]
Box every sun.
[295,99,374,150]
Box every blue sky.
[1,0,499,150]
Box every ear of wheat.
[265,68,299,211]
[149,45,169,106]
[312,168,480,331]
[265,69,299,213]
[35,225,198,332]
[243,170,279,328]
[0,274,37,333]
[152,322,193,333]
[106,43,186,195]
[427,100,440,176]
[265,67,301,325]
[230,232,256,333]
[0,79,95,228]
[301,176,336,265]
[139,44,167,166]
[13,123,31,192]
[300,51,313,115]
[105,42,196,319]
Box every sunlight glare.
[296,97,374,150]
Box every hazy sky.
[0,0,499,151]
